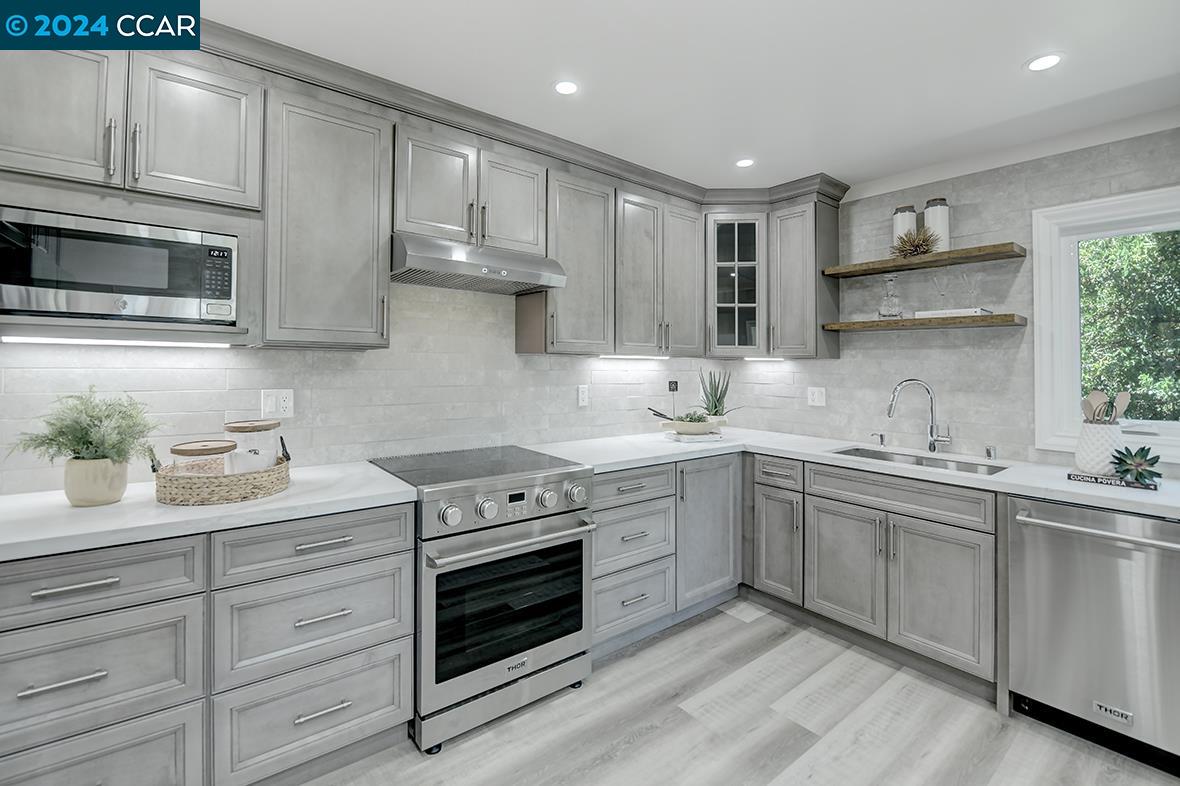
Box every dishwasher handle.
[1015,511,1180,553]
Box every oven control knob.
[537,489,558,509]
[476,498,499,520]
[439,504,463,527]
[566,484,587,505]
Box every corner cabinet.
[707,212,767,357]
[676,454,741,609]
[769,200,840,358]
[263,89,393,348]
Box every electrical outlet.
[577,385,589,408]
[668,380,679,392]
[807,387,827,407]
[261,389,295,419]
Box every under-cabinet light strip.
[598,355,671,360]
[1,336,231,348]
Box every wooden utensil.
[1084,391,1108,423]
[1112,391,1131,421]
[1082,398,1096,423]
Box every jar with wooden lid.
[170,440,236,476]
[224,419,280,474]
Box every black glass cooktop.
[369,445,579,487]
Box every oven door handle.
[424,522,596,569]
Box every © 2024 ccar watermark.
[2,2,200,49]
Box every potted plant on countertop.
[13,387,157,507]
[698,369,741,428]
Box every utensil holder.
[1075,422,1123,476]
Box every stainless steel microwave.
[0,207,237,325]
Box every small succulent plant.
[1111,446,1162,486]
[890,226,941,258]
[674,411,709,423]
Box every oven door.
[418,511,594,716]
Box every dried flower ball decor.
[890,226,941,258]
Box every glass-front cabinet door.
[707,212,767,357]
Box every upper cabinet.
[263,89,393,348]
[769,200,840,359]
[0,51,264,209]
[0,50,127,187]
[126,54,264,208]
[663,206,706,356]
[394,126,547,256]
[707,212,767,357]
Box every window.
[1033,185,1180,459]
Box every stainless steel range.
[370,446,594,754]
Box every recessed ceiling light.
[1026,53,1062,72]
[554,81,578,95]
[735,159,755,168]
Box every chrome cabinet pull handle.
[293,699,353,726]
[875,517,883,554]
[616,482,646,493]
[550,312,556,346]
[293,535,354,553]
[30,576,121,600]
[792,498,800,533]
[379,295,388,339]
[1015,512,1180,552]
[679,469,686,501]
[889,521,897,559]
[294,608,353,628]
[17,669,108,699]
[131,122,142,180]
[665,322,672,353]
[770,323,775,352]
[620,531,649,542]
[467,201,475,239]
[621,593,649,607]
[105,117,117,176]
[656,321,663,353]
[480,204,487,240]
[761,468,794,479]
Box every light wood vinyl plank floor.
[306,599,1178,786]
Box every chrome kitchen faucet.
[886,378,952,453]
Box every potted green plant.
[13,387,157,507]
[698,369,741,427]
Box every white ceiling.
[204,0,1180,190]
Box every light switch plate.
[807,387,826,407]
[262,389,294,419]
[577,385,589,408]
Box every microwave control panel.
[202,247,233,300]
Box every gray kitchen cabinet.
[768,200,840,358]
[616,191,664,355]
[662,205,705,356]
[804,496,886,637]
[592,495,676,578]
[887,514,996,679]
[516,170,615,354]
[263,89,392,347]
[676,454,741,609]
[478,150,547,255]
[0,50,127,186]
[394,125,479,243]
[592,556,676,645]
[752,484,803,605]
[126,53,264,208]
[707,212,767,357]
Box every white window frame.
[1033,183,1180,461]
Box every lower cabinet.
[751,484,803,605]
[676,454,742,609]
[803,496,887,637]
[591,557,676,645]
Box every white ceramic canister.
[924,198,950,252]
[1074,422,1124,476]
[892,205,917,241]
[224,419,280,474]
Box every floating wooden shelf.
[822,313,1028,332]
[822,242,1027,279]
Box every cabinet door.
[752,485,803,605]
[887,514,996,679]
[545,170,614,354]
[478,150,546,255]
[662,205,705,356]
[126,53,264,208]
[264,90,392,347]
[0,51,127,186]
[769,202,816,357]
[394,126,478,243]
[675,454,741,609]
[616,192,663,355]
[707,212,766,357]
[804,496,886,637]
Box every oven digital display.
[507,491,526,505]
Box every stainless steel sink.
[833,447,1008,475]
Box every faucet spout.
[886,378,950,452]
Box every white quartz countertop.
[0,462,416,561]
[531,428,1179,520]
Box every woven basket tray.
[156,457,290,506]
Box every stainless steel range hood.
[391,233,565,295]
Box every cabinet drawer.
[805,463,995,533]
[212,553,413,691]
[753,455,803,491]
[212,504,414,587]
[0,536,205,632]
[213,639,411,786]
[592,464,676,510]
[593,496,675,578]
[0,700,204,786]
[0,596,205,757]
[592,556,675,645]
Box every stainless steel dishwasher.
[1010,496,1180,756]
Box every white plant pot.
[1074,423,1124,476]
[63,458,128,507]
[706,415,728,429]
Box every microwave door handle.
[424,521,596,569]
